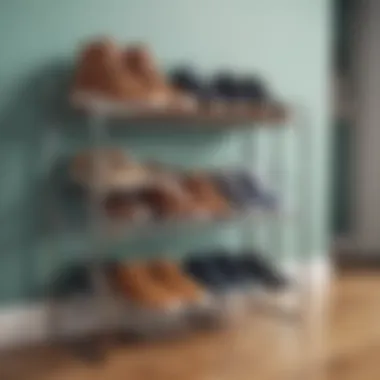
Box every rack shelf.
[102,208,286,239]
[72,97,288,130]
[48,206,287,249]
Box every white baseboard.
[0,303,50,349]
[0,297,107,349]
[0,255,331,349]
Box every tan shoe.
[140,162,208,219]
[182,173,232,217]
[140,181,202,219]
[139,187,186,218]
[69,148,153,191]
[147,259,206,304]
[71,38,163,110]
[113,262,182,311]
[124,44,196,111]
[104,194,151,222]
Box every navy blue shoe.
[211,173,248,210]
[234,172,261,206]
[237,76,269,103]
[170,68,204,97]
[240,173,278,209]
[183,256,227,291]
[212,73,240,102]
[213,171,278,210]
[235,172,278,210]
[211,254,248,288]
[238,252,288,290]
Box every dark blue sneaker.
[183,256,227,291]
[212,73,240,102]
[170,68,204,96]
[213,171,278,210]
[237,76,269,103]
[211,254,248,288]
[211,173,248,210]
[234,172,261,206]
[235,172,278,210]
[238,252,288,290]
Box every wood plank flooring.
[1,270,380,380]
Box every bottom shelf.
[50,250,297,341]
[50,286,299,347]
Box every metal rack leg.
[294,105,331,380]
[74,110,114,362]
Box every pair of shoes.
[183,256,229,291]
[135,171,232,220]
[184,253,251,292]
[181,173,232,218]
[68,150,234,221]
[235,171,276,208]
[70,150,277,221]
[171,68,269,106]
[139,185,200,220]
[110,259,206,311]
[69,148,153,192]
[104,192,152,223]
[212,171,278,211]
[71,38,195,112]
[136,163,199,219]
[239,252,288,290]
[215,74,268,103]
[183,251,288,292]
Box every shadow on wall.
[0,61,85,302]
[0,61,81,140]
[0,61,82,244]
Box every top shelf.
[72,96,289,130]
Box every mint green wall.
[0,0,331,305]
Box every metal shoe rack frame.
[44,100,326,376]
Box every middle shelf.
[45,148,286,245]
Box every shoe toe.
[164,298,184,313]
[184,258,223,290]
[177,93,198,110]
[239,252,288,290]
[212,255,246,287]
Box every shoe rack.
[43,39,313,363]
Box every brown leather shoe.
[113,262,182,311]
[140,179,203,219]
[147,259,206,304]
[139,187,186,219]
[182,173,232,217]
[71,38,163,109]
[124,44,196,110]
[104,193,151,222]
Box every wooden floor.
[1,270,380,380]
